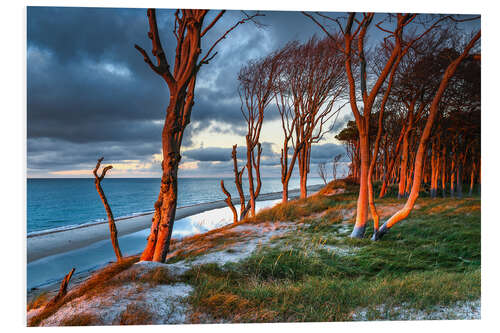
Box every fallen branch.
[46,268,75,307]
[93,157,122,260]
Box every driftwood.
[93,157,122,261]
[220,145,246,223]
[220,180,238,224]
[46,268,75,307]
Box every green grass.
[30,179,481,324]
[180,185,481,323]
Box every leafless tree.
[275,37,346,201]
[304,11,461,238]
[238,53,281,217]
[332,153,343,180]
[135,9,261,262]
[373,31,480,240]
[220,145,246,223]
[93,157,122,261]
[317,162,328,184]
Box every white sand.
[351,300,481,321]
[33,220,298,326]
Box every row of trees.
[220,36,348,223]
[305,13,480,239]
[134,9,480,262]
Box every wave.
[27,210,155,237]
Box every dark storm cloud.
[183,147,233,162]
[182,141,280,164]
[310,143,346,163]
[27,7,329,174]
[27,137,161,172]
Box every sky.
[26,7,479,178]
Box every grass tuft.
[119,303,154,325]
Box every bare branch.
[199,12,264,66]
[201,10,226,37]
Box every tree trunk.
[372,31,480,240]
[351,132,370,238]
[221,180,238,223]
[298,143,311,199]
[469,162,476,196]
[93,158,122,261]
[399,110,413,198]
[47,268,75,307]
[456,163,463,198]
[450,158,456,198]
[379,124,406,198]
[441,146,447,197]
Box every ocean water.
[27,177,324,234]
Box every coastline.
[27,184,323,263]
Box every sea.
[27,177,324,234]
[27,177,325,289]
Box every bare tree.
[304,12,461,238]
[275,37,346,201]
[220,144,246,223]
[332,153,343,180]
[317,162,328,184]
[373,30,480,240]
[46,268,75,307]
[238,54,280,217]
[135,9,261,262]
[93,157,122,261]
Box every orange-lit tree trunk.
[368,50,402,233]
[372,30,480,240]
[342,13,410,238]
[220,180,238,224]
[220,145,246,223]
[136,9,259,262]
[398,106,414,198]
[93,157,122,261]
[47,268,75,307]
[430,136,441,198]
[238,53,281,217]
[469,161,476,196]
[441,145,447,196]
[450,144,456,198]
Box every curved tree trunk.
[372,31,480,241]
[221,180,238,223]
[93,158,122,261]
[351,132,370,237]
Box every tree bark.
[136,9,258,262]
[372,30,480,240]
[220,180,238,223]
[93,157,122,261]
[47,268,75,307]
[469,161,476,196]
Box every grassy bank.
[28,180,481,325]
[181,182,481,322]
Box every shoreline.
[27,184,322,263]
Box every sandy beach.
[27,184,322,263]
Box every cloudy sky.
[27,6,354,178]
[27,7,478,178]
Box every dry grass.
[27,292,50,311]
[167,230,252,262]
[118,303,154,325]
[59,313,100,326]
[28,256,140,327]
